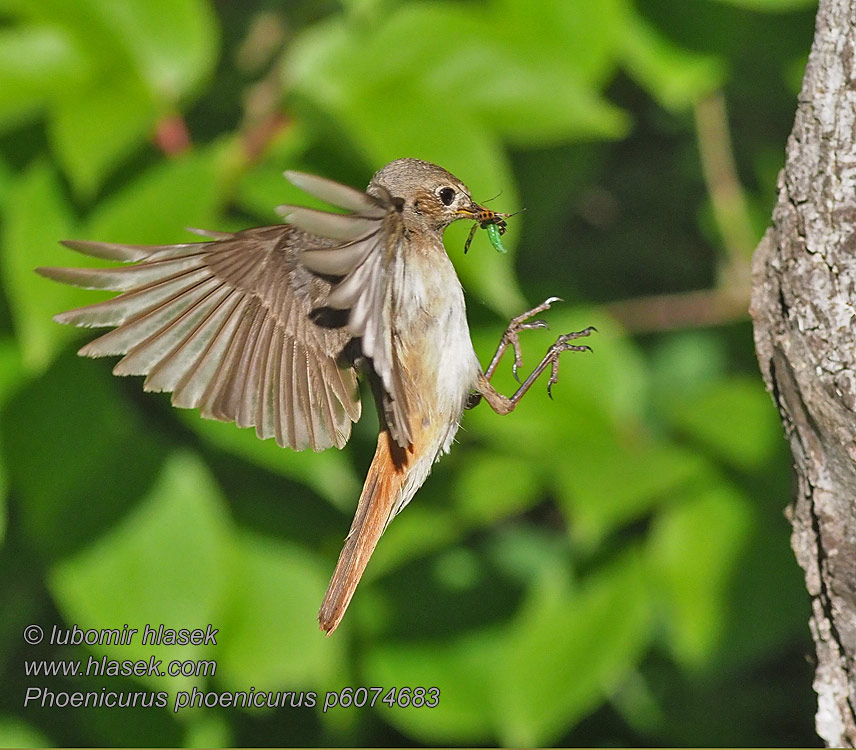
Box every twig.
[693,91,756,294]
[606,92,755,333]
[607,288,747,333]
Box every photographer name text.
[46,623,218,647]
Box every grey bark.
[751,0,856,745]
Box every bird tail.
[318,431,412,635]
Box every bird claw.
[507,297,563,330]
[519,318,549,332]
[492,300,589,393]
[501,298,564,380]
[544,327,596,398]
[509,336,525,382]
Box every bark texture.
[751,0,856,745]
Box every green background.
[0,0,820,746]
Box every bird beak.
[454,202,479,220]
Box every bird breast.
[391,249,480,436]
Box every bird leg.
[467,297,595,414]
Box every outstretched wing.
[278,172,412,448]
[38,224,361,452]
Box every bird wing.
[279,172,413,448]
[37,223,362,452]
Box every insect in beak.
[463,205,524,255]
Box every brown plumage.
[41,225,360,451]
[38,158,593,634]
[318,431,417,633]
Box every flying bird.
[38,158,593,634]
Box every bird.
[37,158,594,634]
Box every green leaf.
[786,53,809,94]
[339,2,628,145]
[0,24,88,130]
[489,0,625,86]
[494,549,652,746]
[620,9,725,110]
[715,505,809,670]
[363,629,504,744]
[467,69,629,145]
[216,533,344,693]
[182,714,232,750]
[667,376,781,470]
[234,124,318,220]
[49,68,157,197]
[182,413,359,510]
[80,0,219,100]
[487,525,568,584]
[0,155,11,207]
[86,144,226,242]
[0,460,5,546]
[2,353,169,561]
[0,716,52,749]
[647,481,754,669]
[454,451,542,525]
[1,0,218,102]
[0,338,25,406]
[0,160,85,371]
[431,545,483,592]
[556,440,711,549]
[650,330,728,410]
[48,452,235,694]
[363,546,653,746]
[0,338,25,546]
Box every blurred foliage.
[0,0,820,747]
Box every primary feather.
[39,224,363,452]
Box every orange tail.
[319,431,411,634]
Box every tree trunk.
[751,0,856,745]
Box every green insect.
[464,208,510,255]
[485,220,506,254]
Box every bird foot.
[502,296,563,382]
[544,327,597,398]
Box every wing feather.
[144,288,240,393]
[276,205,377,241]
[82,275,218,356]
[57,267,210,329]
[39,224,361,451]
[279,339,293,447]
[280,198,413,446]
[284,171,385,216]
[265,327,284,444]
[257,321,280,441]
[172,293,246,409]
[113,283,231,377]
[38,253,206,291]
[251,313,278,440]
[39,169,419,451]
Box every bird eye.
[438,187,456,206]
